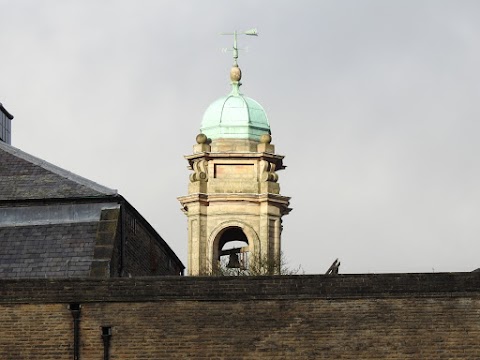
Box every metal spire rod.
[220,28,258,66]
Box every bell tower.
[178,29,291,275]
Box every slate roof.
[0,142,118,279]
[0,222,98,278]
[0,141,184,278]
[0,141,116,201]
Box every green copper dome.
[201,67,270,141]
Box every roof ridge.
[0,141,117,196]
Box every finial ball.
[230,66,242,82]
[196,133,208,144]
[260,133,272,144]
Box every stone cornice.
[184,152,286,170]
[178,193,292,214]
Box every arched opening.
[216,226,250,271]
[208,221,260,275]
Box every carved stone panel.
[214,164,255,179]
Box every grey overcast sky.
[1,0,480,274]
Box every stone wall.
[0,273,479,359]
[123,205,183,276]
[93,202,184,277]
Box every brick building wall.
[0,273,479,359]
[123,205,183,276]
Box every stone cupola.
[178,30,291,276]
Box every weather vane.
[220,28,258,66]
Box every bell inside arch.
[227,252,242,268]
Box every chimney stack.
[0,102,14,144]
